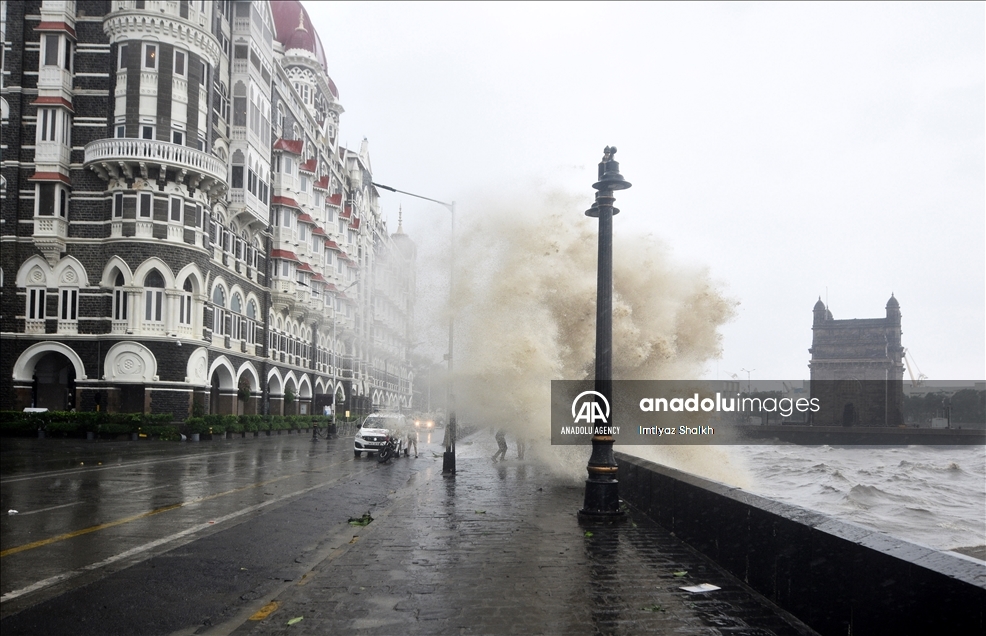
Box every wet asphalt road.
[0,430,443,635]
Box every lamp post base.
[578,479,626,524]
[442,451,456,474]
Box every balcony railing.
[271,226,295,245]
[34,215,68,239]
[25,319,46,335]
[42,0,76,17]
[38,66,73,96]
[57,320,78,335]
[113,1,207,27]
[35,141,72,168]
[272,279,296,296]
[84,138,227,197]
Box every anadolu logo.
[572,391,610,424]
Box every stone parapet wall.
[616,451,985,636]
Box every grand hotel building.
[0,0,417,419]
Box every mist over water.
[429,189,737,480]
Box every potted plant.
[185,417,209,442]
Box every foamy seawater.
[732,445,986,552]
[433,194,984,555]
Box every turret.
[813,297,827,325]
[886,293,901,324]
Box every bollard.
[86,431,95,441]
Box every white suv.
[354,413,407,457]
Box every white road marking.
[0,464,367,604]
[11,502,82,516]
[130,484,179,495]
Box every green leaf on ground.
[584,531,594,538]
[673,571,688,577]
[642,604,666,613]
[348,512,373,526]
[287,616,304,625]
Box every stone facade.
[0,0,415,419]
[808,295,904,426]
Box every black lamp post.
[579,146,631,523]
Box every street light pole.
[372,182,457,475]
[332,278,359,424]
[579,147,631,523]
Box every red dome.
[271,0,338,98]
[283,24,315,55]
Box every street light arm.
[372,182,454,212]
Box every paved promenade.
[227,435,816,636]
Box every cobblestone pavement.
[230,436,816,636]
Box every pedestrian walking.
[407,427,418,457]
[491,428,508,462]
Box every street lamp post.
[372,182,457,475]
[579,147,631,523]
[331,278,359,427]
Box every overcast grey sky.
[304,1,985,382]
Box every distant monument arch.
[808,295,904,426]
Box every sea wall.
[615,451,986,636]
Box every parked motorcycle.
[377,435,401,463]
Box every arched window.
[144,270,165,322]
[179,279,193,325]
[113,271,128,321]
[246,300,257,344]
[212,286,226,335]
[230,293,242,340]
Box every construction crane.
[903,348,927,386]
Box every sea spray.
[419,188,744,483]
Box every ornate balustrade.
[84,138,227,198]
